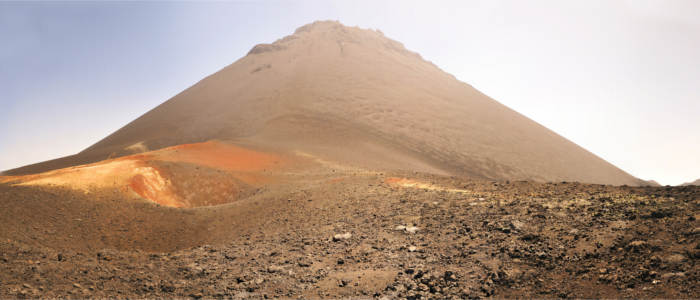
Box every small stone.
[406,226,419,233]
[510,220,525,231]
[267,265,284,273]
[408,246,417,252]
[661,272,685,279]
[444,271,457,282]
[627,240,648,250]
[97,250,113,261]
[395,225,406,231]
[665,254,686,264]
[160,285,175,293]
[333,232,352,241]
[298,260,311,267]
[73,283,82,289]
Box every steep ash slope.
[5,21,642,185]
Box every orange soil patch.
[328,177,346,184]
[154,141,285,172]
[384,177,410,185]
[0,141,292,208]
[128,171,181,208]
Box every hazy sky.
[1,0,698,185]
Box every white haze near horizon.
[0,0,698,185]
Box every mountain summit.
[6,21,642,185]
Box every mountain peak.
[247,20,414,58]
[293,20,345,34]
[5,21,644,186]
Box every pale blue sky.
[1,0,698,185]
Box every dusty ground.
[1,169,697,299]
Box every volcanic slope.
[682,179,700,186]
[5,20,642,186]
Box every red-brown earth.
[0,141,697,298]
[1,141,297,208]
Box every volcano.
[4,20,642,186]
[1,21,697,299]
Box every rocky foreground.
[1,174,698,299]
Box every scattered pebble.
[405,226,419,234]
[332,232,352,241]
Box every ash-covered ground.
[1,173,697,299]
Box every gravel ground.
[1,173,697,299]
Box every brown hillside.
[4,21,642,185]
[681,179,700,186]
